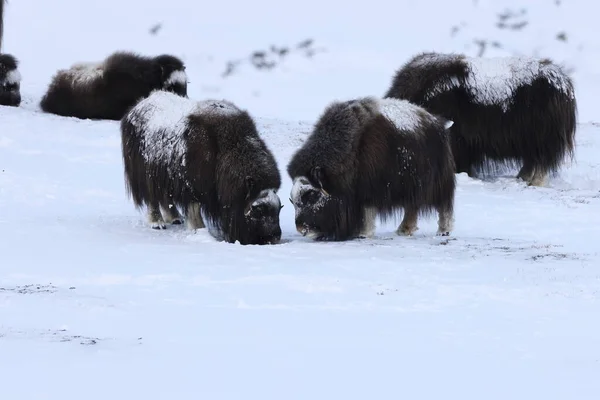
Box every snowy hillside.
[2,0,600,399]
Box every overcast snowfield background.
[1,0,599,399]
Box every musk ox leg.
[517,162,535,183]
[358,207,378,238]
[185,202,205,230]
[147,203,166,230]
[436,207,454,237]
[528,168,549,187]
[396,208,419,236]
[160,197,183,225]
[517,162,548,187]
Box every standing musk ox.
[384,52,577,187]
[120,90,283,245]
[0,1,21,107]
[287,96,456,241]
[40,51,188,120]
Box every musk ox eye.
[301,190,320,204]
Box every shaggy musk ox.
[40,51,188,120]
[120,90,283,245]
[384,52,577,187]
[287,96,456,241]
[0,53,21,107]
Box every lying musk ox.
[384,52,577,187]
[120,90,283,245]
[287,96,456,241]
[0,53,21,106]
[40,51,188,120]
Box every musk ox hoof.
[151,222,166,230]
[396,226,418,236]
[436,231,451,237]
[171,219,183,225]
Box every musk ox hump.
[126,90,199,165]
[375,97,430,132]
[64,62,104,87]
[420,54,574,111]
[196,99,242,117]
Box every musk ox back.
[120,90,283,245]
[384,52,577,187]
[287,96,456,241]
[0,53,21,107]
[40,51,188,120]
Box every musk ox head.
[290,167,358,241]
[0,54,21,107]
[154,54,188,98]
[239,186,283,245]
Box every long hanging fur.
[384,51,577,186]
[0,53,20,106]
[287,96,456,241]
[120,90,283,245]
[40,51,188,120]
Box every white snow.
[4,68,21,85]
[2,0,600,399]
[126,90,199,165]
[377,97,426,132]
[420,54,575,111]
[163,69,188,87]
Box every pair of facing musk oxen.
[12,49,576,246]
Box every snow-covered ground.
[1,0,600,399]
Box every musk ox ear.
[311,166,330,196]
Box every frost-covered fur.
[287,96,456,241]
[121,90,283,245]
[0,53,21,107]
[40,51,188,120]
[384,52,577,186]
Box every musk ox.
[0,53,21,107]
[287,96,456,241]
[120,90,283,245]
[384,52,577,187]
[40,51,188,120]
